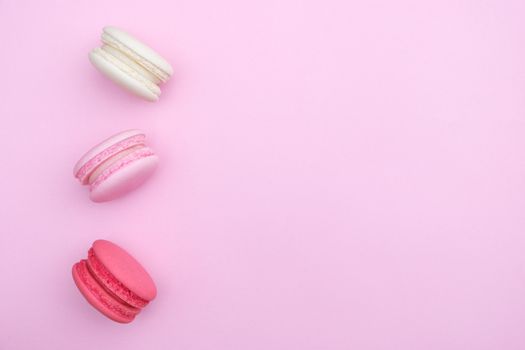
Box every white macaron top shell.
[103,26,173,81]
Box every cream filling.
[88,145,144,185]
[102,44,160,84]
[93,47,161,96]
[102,32,170,83]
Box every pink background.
[1,0,525,349]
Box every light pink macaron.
[73,130,159,202]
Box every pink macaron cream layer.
[73,130,158,202]
[72,240,157,323]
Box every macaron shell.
[89,151,159,202]
[103,26,173,77]
[72,260,140,323]
[92,240,157,302]
[89,49,159,101]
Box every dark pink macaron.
[72,239,157,323]
[73,129,159,202]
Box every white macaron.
[89,26,173,101]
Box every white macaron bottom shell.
[89,50,159,101]
[89,155,159,202]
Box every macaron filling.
[75,133,146,184]
[102,31,171,83]
[74,260,140,320]
[102,44,161,84]
[87,248,149,308]
[90,147,156,191]
[87,145,143,184]
[91,47,161,96]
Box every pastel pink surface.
[92,240,157,302]
[2,0,525,349]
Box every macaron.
[89,26,173,101]
[73,129,159,202]
[72,239,157,323]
